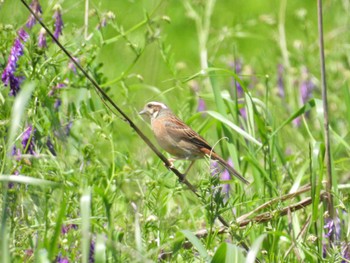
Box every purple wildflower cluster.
[231,59,244,97]
[48,83,66,97]
[38,28,47,48]
[22,125,36,155]
[293,67,316,127]
[323,212,350,262]
[1,28,29,96]
[56,224,95,263]
[210,159,232,201]
[53,5,64,40]
[26,0,42,29]
[299,67,315,104]
[68,57,79,74]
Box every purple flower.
[220,159,232,198]
[22,125,36,155]
[46,137,56,156]
[53,5,64,40]
[56,254,69,263]
[38,28,47,48]
[26,0,42,29]
[18,28,30,42]
[197,98,206,116]
[210,160,220,176]
[230,59,243,97]
[300,67,315,104]
[9,169,20,189]
[65,121,73,136]
[293,116,301,127]
[89,239,95,263]
[2,28,29,96]
[342,243,350,262]
[211,159,232,201]
[324,217,341,240]
[48,83,66,97]
[277,64,285,98]
[54,98,62,109]
[61,224,78,234]
[68,57,79,74]
[239,107,247,119]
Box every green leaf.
[181,230,210,262]
[269,99,317,139]
[0,175,58,187]
[206,111,262,147]
[246,234,266,263]
[95,234,106,263]
[211,242,245,263]
[81,187,92,263]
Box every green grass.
[1,0,350,262]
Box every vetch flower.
[220,158,233,199]
[1,28,29,96]
[61,224,78,234]
[230,59,243,97]
[197,98,206,116]
[54,98,62,110]
[38,28,47,48]
[65,121,73,136]
[300,67,315,104]
[26,0,42,29]
[22,125,36,155]
[68,57,79,74]
[53,5,64,40]
[46,137,56,156]
[56,254,69,263]
[48,83,66,97]
[89,239,95,263]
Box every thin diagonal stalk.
[317,0,335,241]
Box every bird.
[139,101,249,185]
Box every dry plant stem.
[317,0,335,241]
[237,184,311,222]
[238,192,327,227]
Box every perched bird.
[139,101,249,185]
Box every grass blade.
[211,242,245,263]
[181,230,210,262]
[81,187,92,263]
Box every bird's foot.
[167,158,176,168]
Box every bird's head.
[139,101,168,119]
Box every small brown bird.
[139,101,249,185]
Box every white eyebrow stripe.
[148,101,168,109]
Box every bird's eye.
[147,104,152,108]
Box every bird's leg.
[184,160,196,176]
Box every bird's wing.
[164,116,214,151]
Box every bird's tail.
[211,152,250,185]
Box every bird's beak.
[139,109,147,115]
